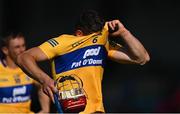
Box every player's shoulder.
[45,34,67,47]
[43,34,76,48]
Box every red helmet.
[55,75,87,113]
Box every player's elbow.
[137,52,150,65]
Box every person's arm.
[16,47,56,102]
[107,20,150,65]
[34,81,50,113]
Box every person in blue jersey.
[16,10,150,113]
[0,32,50,113]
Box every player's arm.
[107,20,150,65]
[34,81,50,113]
[16,47,56,102]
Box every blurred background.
[0,0,179,112]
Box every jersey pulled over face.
[0,61,33,113]
[39,24,109,113]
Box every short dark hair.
[75,10,105,35]
[0,32,24,47]
[0,32,24,59]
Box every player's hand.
[107,19,128,37]
[42,77,57,103]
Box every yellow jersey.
[39,24,109,113]
[0,60,34,113]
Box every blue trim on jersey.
[54,45,107,74]
[0,84,33,103]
